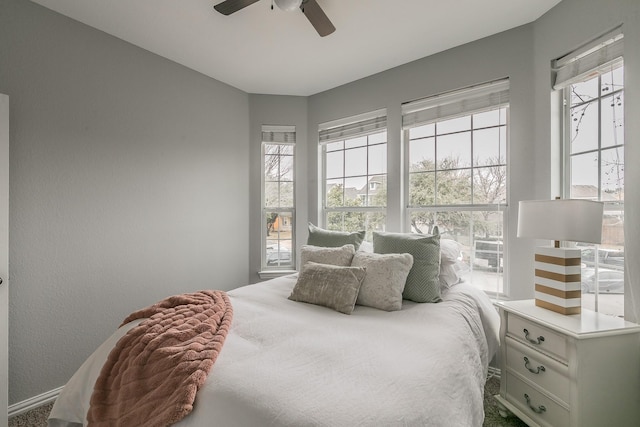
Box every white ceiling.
[30,0,562,96]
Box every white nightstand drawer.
[505,336,570,404]
[507,313,567,361]
[505,372,569,427]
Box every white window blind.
[318,109,387,145]
[401,79,509,129]
[553,27,624,90]
[262,125,296,143]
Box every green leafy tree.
[409,155,506,238]
[409,157,470,235]
[326,184,367,232]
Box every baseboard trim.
[8,386,62,418]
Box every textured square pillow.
[373,231,441,303]
[307,223,365,251]
[351,252,414,311]
[289,262,366,314]
[299,244,355,269]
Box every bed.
[48,234,500,427]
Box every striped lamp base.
[534,246,582,315]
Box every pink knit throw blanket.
[87,290,233,427]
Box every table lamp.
[517,199,604,315]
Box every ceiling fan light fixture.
[274,0,303,12]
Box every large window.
[262,126,295,271]
[555,30,624,316]
[320,110,387,240]
[402,80,509,295]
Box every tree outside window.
[323,131,387,241]
[407,106,508,295]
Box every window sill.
[258,270,297,280]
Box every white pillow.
[439,263,461,290]
[440,239,462,265]
[357,240,374,253]
[299,244,355,269]
[351,252,414,311]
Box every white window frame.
[402,79,510,297]
[556,29,625,316]
[261,125,296,273]
[319,110,388,240]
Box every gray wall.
[0,0,250,404]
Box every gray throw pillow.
[289,262,366,314]
[351,252,414,311]
[307,223,365,250]
[373,231,442,303]
[299,244,355,269]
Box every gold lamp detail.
[517,198,604,315]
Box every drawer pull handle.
[524,393,547,414]
[523,356,546,374]
[523,328,545,345]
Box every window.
[402,79,509,295]
[262,126,295,271]
[320,110,387,240]
[555,30,624,316]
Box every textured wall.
[0,0,250,404]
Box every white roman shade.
[318,109,387,145]
[262,125,296,143]
[402,79,509,129]
[552,27,624,90]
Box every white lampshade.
[274,0,303,12]
[517,199,604,244]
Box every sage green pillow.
[289,262,366,315]
[307,223,365,250]
[373,231,442,303]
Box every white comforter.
[49,274,500,427]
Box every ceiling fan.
[214,0,335,37]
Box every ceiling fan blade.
[214,0,261,15]
[301,0,335,37]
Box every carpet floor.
[9,376,528,426]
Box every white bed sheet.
[49,274,500,427]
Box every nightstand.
[494,300,640,427]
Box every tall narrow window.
[402,79,509,295]
[262,126,295,271]
[554,29,624,316]
[319,110,387,240]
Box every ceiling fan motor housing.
[274,0,303,12]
